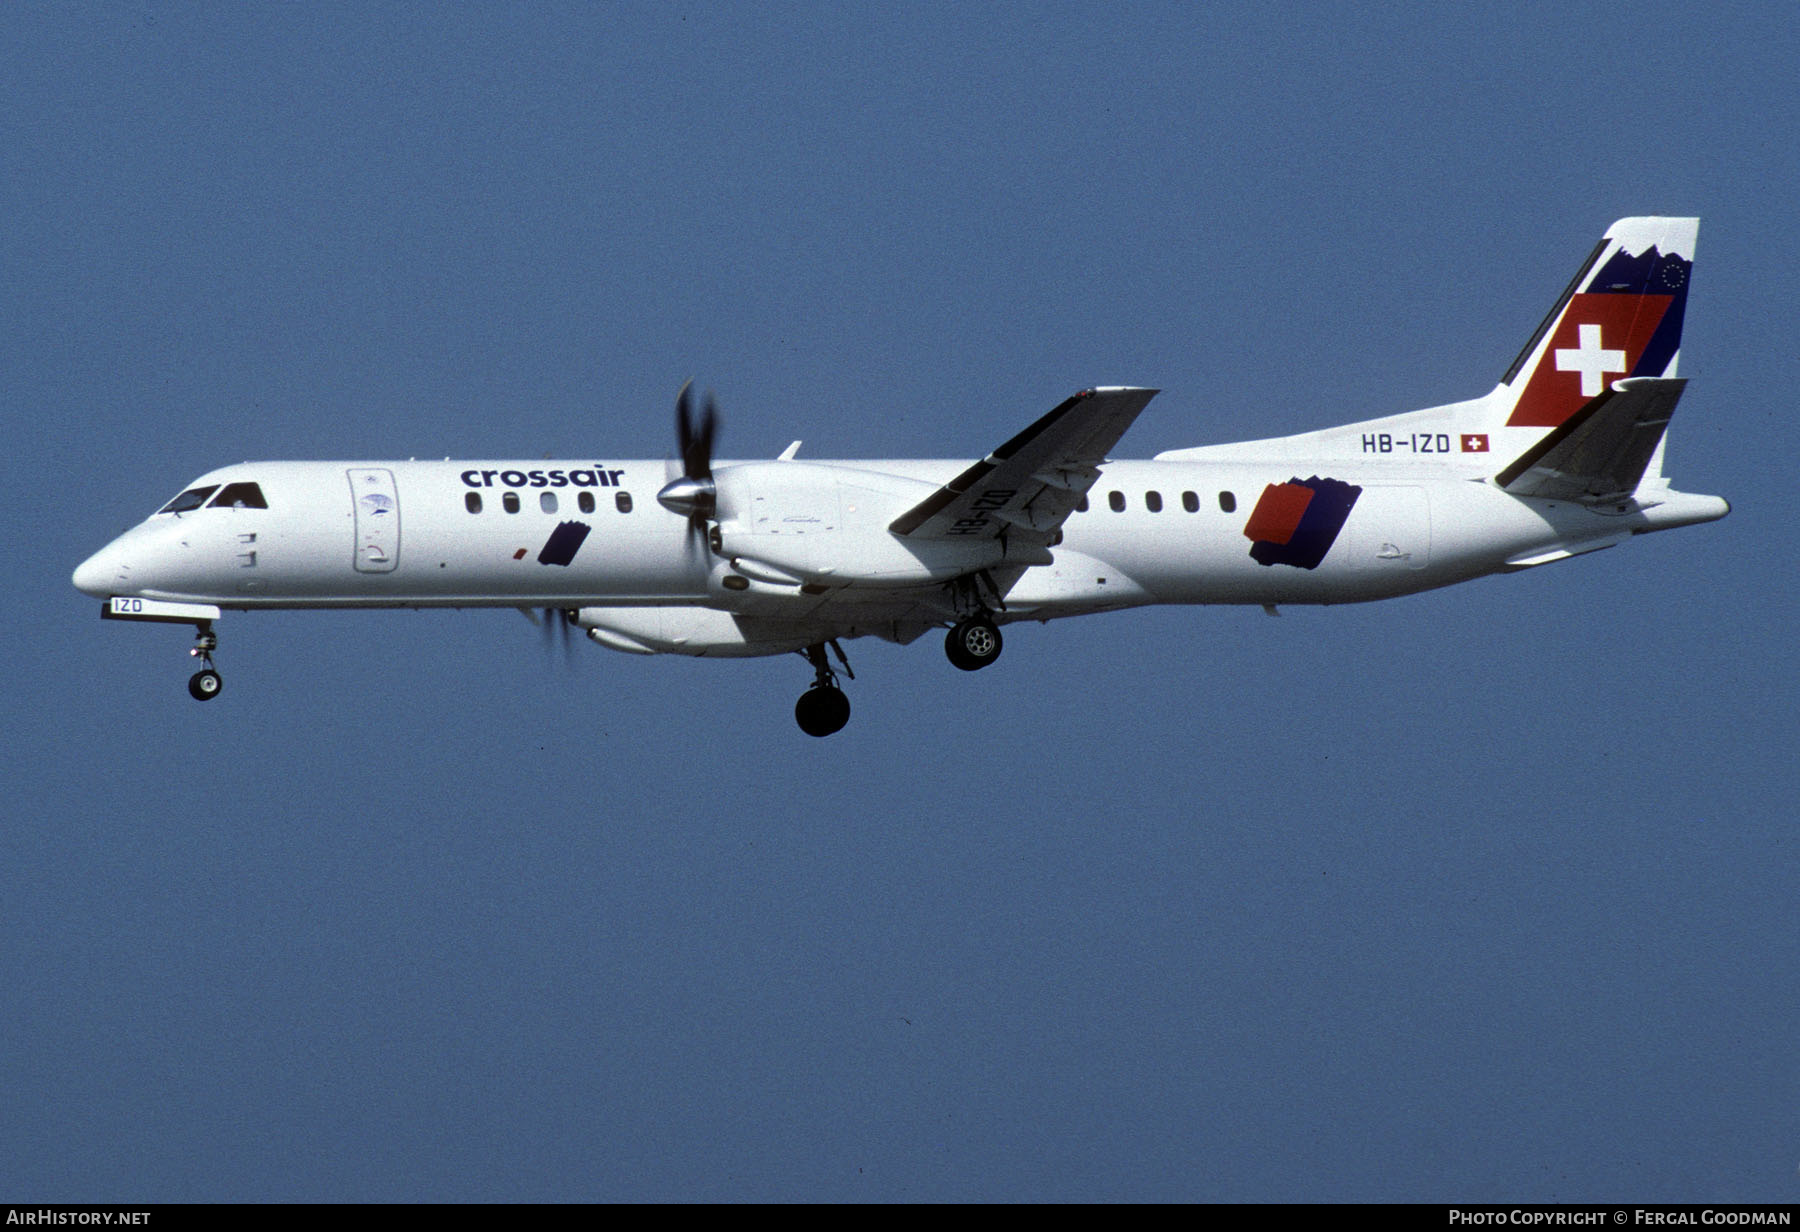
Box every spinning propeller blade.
[520,606,579,665]
[659,382,722,552]
[676,381,718,484]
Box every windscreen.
[157,485,219,514]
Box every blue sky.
[4,2,1796,1202]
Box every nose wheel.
[187,624,222,701]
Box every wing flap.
[889,387,1158,540]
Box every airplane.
[74,216,1727,736]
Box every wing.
[888,386,1159,542]
[1496,377,1684,503]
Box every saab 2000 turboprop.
[74,217,1727,735]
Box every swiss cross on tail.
[1506,220,1694,428]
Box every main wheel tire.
[945,618,1003,671]
[794,685,850,736]
[188,669,223,701]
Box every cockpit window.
[207,482,268,509]
[159,485,219,514]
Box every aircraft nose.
[73,544,125,596]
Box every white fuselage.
[73,454,1727,656]
[67,218,1731,732]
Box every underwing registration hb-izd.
[75,217,1727,735]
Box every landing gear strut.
[945,615,1003,671]
[187,622,222,701]
[794,641,853,737]
[942,571,1005,672]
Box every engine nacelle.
[575,605,817,658]
[711,461,1020,587]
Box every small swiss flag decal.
[1461,434,1489,453]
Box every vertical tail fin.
[1147,217,1703,479]
[1498,217,1696,429]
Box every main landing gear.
[790,614,1005,736]
[187,623,222,701]
[945,614,1003,672]
[794,641,854,737]
[943,572,1005,673]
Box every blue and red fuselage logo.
[1243,476,1362,569]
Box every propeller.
[678,380,717,485]
[658,381,721,551]
[521,606,580,664]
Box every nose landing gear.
[97,598,227,701]
[187,624,222,701]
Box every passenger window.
[616,491,633,513]
[540,492,558,514]
[465,491,482,514]
[159,486,219,514]
[1076,495,1089,513]
[503,491,521,514]
[208,482,268,509]
[1219,491,1237,513]
[1108,491,1125,512]
[578,491,595,514]
[1145,491,1163,513]
[1182,490,1199,513]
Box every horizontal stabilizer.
[1496,377,1684,503]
